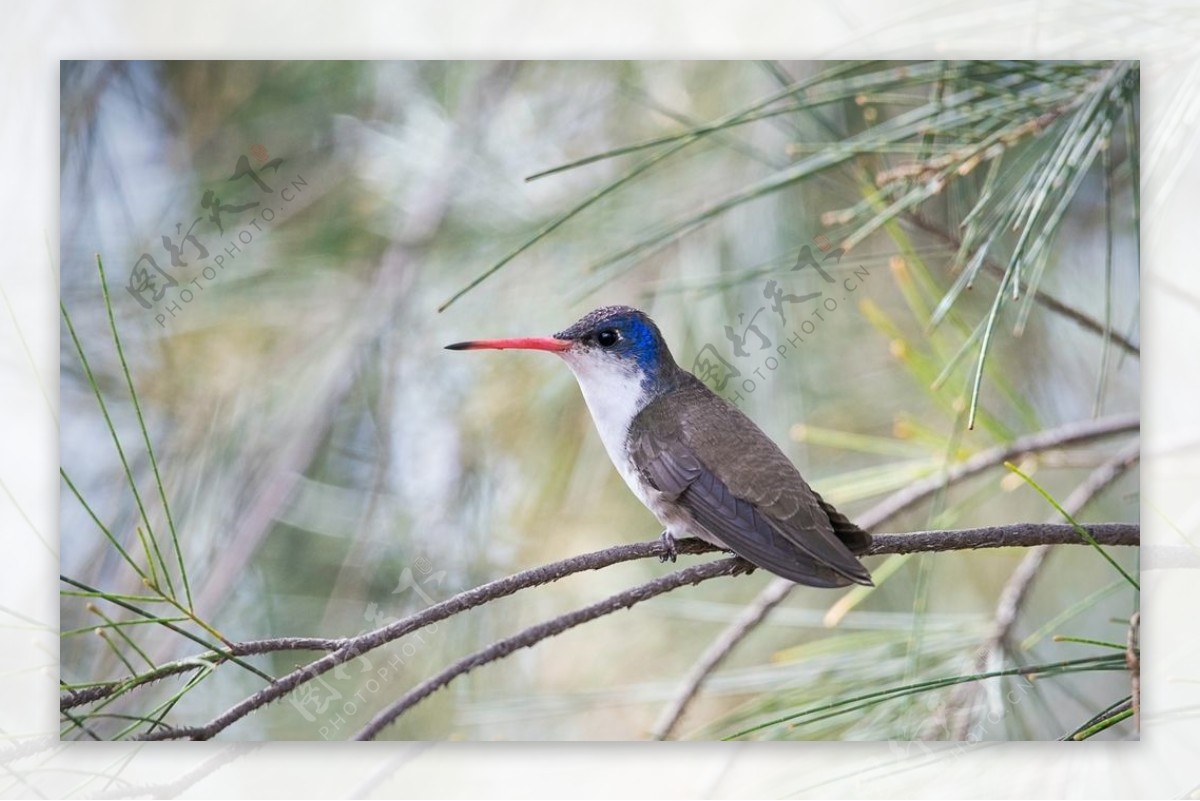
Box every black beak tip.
[445,342,470,351]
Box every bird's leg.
[658,530,678,563]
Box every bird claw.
[659,531,678,563]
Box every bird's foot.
[658,530,678,563]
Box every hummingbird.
[446,305,873,588]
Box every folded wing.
[629,376,873,588]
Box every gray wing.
[631,427,873,588]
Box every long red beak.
[445,337,571,353]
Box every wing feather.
[629,376,872,588]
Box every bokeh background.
[4,0,1198,796]
[57,59,1139,742]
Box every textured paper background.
[3,0,1195,796]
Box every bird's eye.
[596,329,620,348]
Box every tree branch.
[864,523,1136,555]
[66,539,716,712]
[67,408,1136,715]
[352,523,1137,741]
[353,557,753,740]
[119,522,1137,741]
[650,413,1138,739]
[857,413,1138,529]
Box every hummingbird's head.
[552,305,676,384]
[447,306,681,453]
[446,305,680,399]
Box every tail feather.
[813,491,872,554]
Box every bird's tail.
[813,491,872,554]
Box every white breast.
[560,349,710,542]
[560,348,647,481]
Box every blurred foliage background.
[59,60,1139,741]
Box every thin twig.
[122,523,1138,741]
[650,413,1138,739]
[59,634,351,711]
[649,577,794,739]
